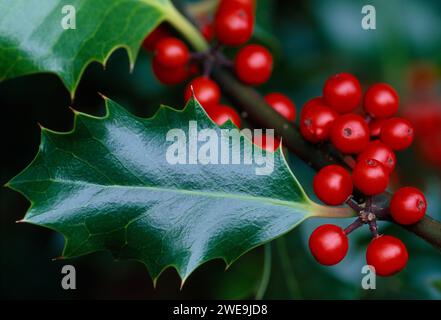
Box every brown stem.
[344,218,364,235]
[404,216,441,249]
[212,69,343,170]
[345,198,362,212]
[368,220,379,238]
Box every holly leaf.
[7,98,349,281]
[0,0,197,96]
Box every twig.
[344,218,364,235]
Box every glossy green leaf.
[8,98,347,281]
[0,0,207,96]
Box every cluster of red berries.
[305,73,428,276]
[142,3,428,277]
[142,0,296,151]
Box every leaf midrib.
[11,177,310,211]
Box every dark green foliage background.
[1,0,441,299]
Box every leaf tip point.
[129,62,135,73]
[52,256,65,262]
[68,106,79,115]
[189,85,196,100]
[97,92,109,100]
[152,278,158,289]
[179,274,190,290]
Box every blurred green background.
[1,0,441,299]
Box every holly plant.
[1,0,440,290]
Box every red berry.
[300,99,338,143]
[215,2,254,46]
[380,118,414,151]
[390,187,427,225]
[323,73,362,114]
[152,60,188,85]
[207,105,242,128]
[369,118,387,139]
[143,25,172,51]
[264,93,296,121]
[154,38,189,68]
[313,165,353,205]
[235,44,273,85]
[363,83,399,118]
[253,133,281,152]
[366,235,408,276]
[330,114,369,154]
[352,158,389,196]
[357,141,396,173]
[185,77,221,110]
[309,224,348,266]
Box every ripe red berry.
[309,224,349,266]
[143,25,172,51]
[390,187,427,225]
[215,2,254,46]
[253,133,281,152]
[380,118,414,151]
[357,141,396,173]
[235,44,273,85]
[264,93,296,121]
[352,158,389,196]
[207,105,242,128]
[313,165,353,205]
[323,73,362,114]
[369,118,387,139]
[154,38,189,68]
[363,83,399,118]
[152,60,188,85]
[185,77,221,110]
[330,114,369,154]
[366,235,408,276]
[300,99,338,143]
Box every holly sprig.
[171,0,441,252]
